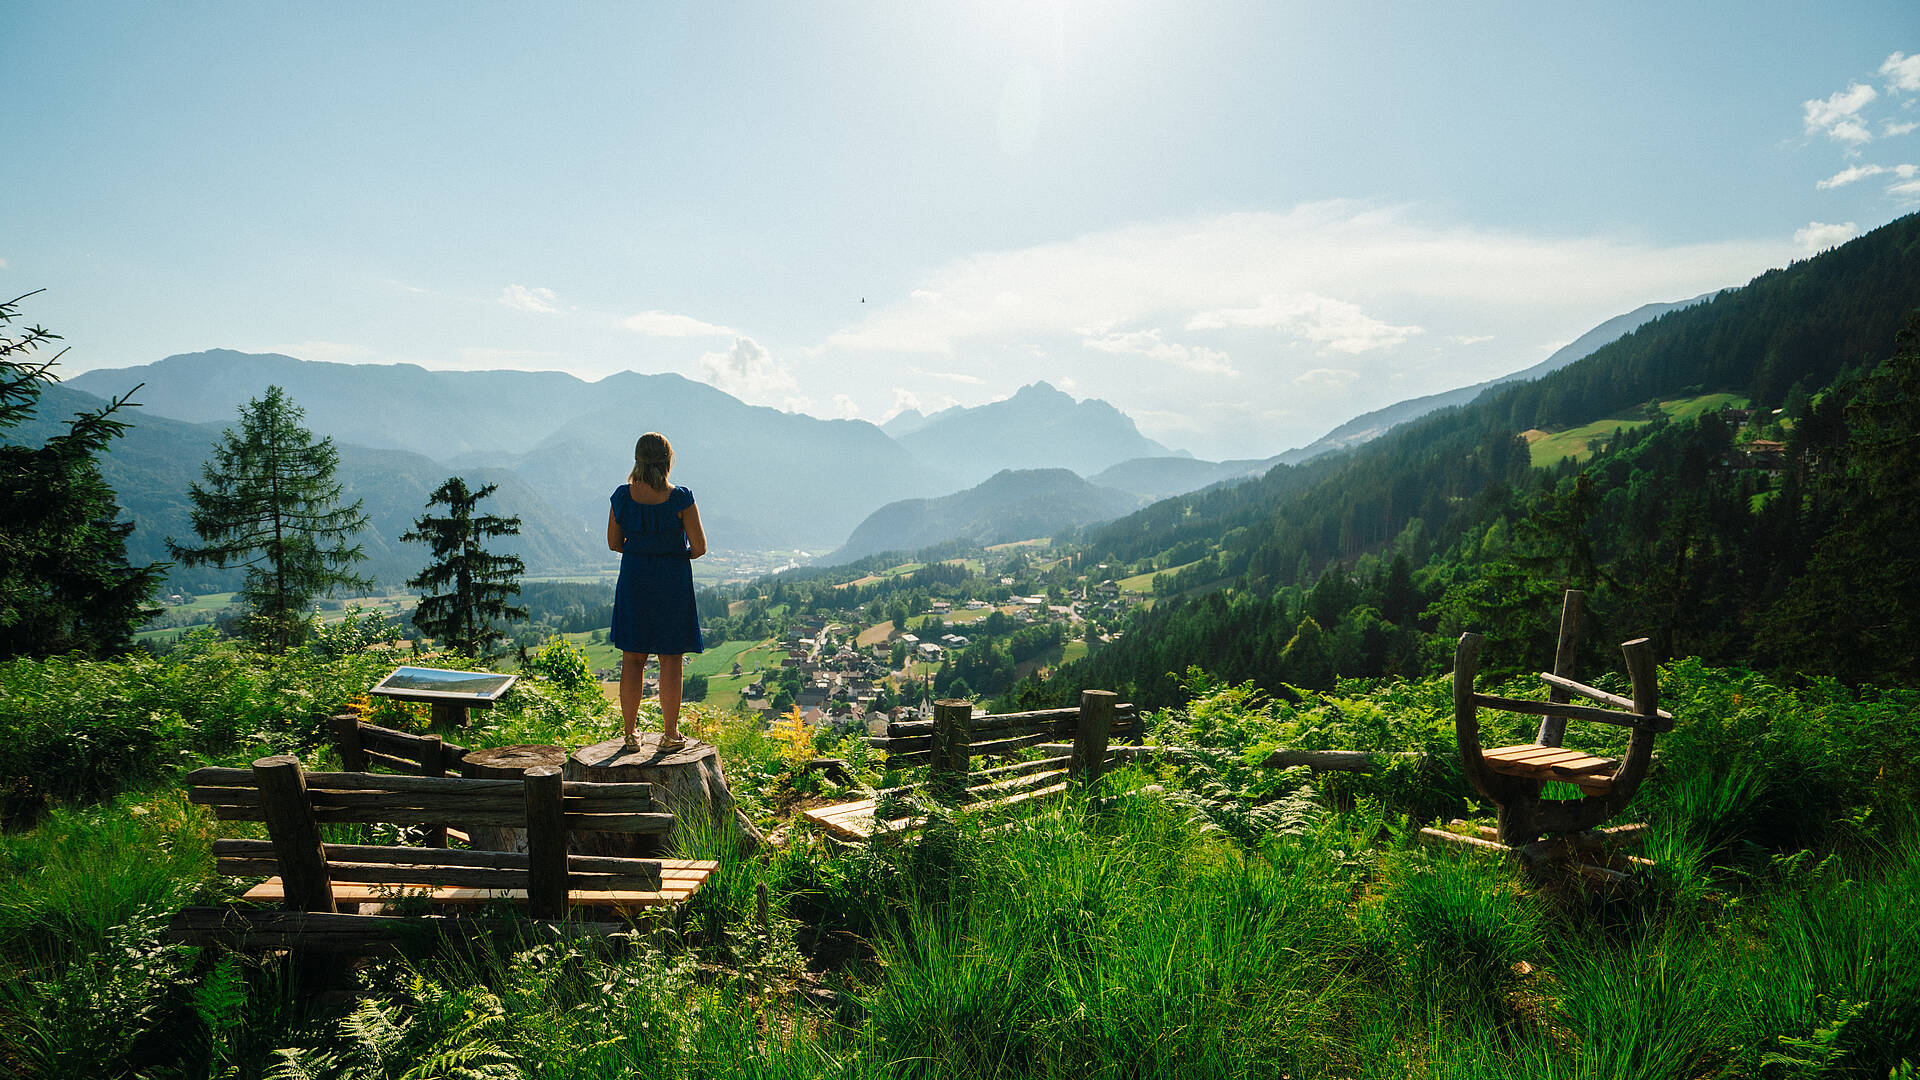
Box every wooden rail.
[803,690,1133,841]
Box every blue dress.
[610,484,704,655]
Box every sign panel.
[370,666,518,703]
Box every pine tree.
[169,385,370,651]
[0,292,165,658]
[401,477,527,657]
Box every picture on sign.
[371,666,518,702]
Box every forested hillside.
[1011,213,1920,709]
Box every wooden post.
[430,701,468,729]
[1070,690,1116,785]
[929,699,972,803]
[756,882,771,941]
[420,733,447,848]
[251,756,335,914]
[1537,589,1584,747]
[329,714,367,772]
[524,765,567,920]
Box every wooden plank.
[208,806,675,832]
[1538,672,1674,720]
[868,734,932,754]
[212,839,669,878]
[971,755,1071,784]
[966,729,1058,758]
[235,881,706,909]
[1482,745,1618,774]
[1471,693,1673,732]
[968,768,1068,803]
[194,787,650,814]
[189,768,650,801]
[362,749,426,773]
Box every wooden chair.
[1453,590,1674,850]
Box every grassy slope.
[1526,392,1748,468]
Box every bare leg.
[658,653,684,742]
[620,651,652,745]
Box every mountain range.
[31,285,1721,587]
[825,468,1141,564]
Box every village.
[604,554,1149,738]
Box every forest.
[997,213,1920,711]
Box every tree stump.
[460,744,567,852]
[565,735,760,857]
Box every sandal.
[656,734,687,752]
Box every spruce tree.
[402,477,527,657]
[0,292,165,658]
[169,386,370,650]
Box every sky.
[5,3,1918,461]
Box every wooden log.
[1536,672,1674,720]
[1260,749,1423,772]
[251,756,335,914]
[189,767,618,796]
[1470,693,1674,733]
[463,744,568,852]
[1538,589,1584,746]
[523,766,567,920]
[887,704,1139,740]
[330,714,367,772]
[1071,690,1116,785]
[566,734,755,857]
[1417,826,1509,855]
[929,700,972,802]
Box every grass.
[6,647,1920,1076]
[1117,559,1206,593]
[1526,392,1750,468]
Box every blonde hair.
[631,432,673,490]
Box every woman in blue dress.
[607,432,706,751]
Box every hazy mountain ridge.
[12,382,606,591]
[893,382,1176,486]
[1291,294,1718,458]
[826,468,1142,565]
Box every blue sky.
[5,3,1917,459]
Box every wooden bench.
[1447,589,1676,856]
[802,690,1141,841]
[169,755,718,949]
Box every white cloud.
[1883,51,1920,93]
[0,256,8,270]
[884,387,922,419]
[1886,121,1919,137]
[269,340,374,364]
[1054,375,1078,392]
[1292,367,1361,387]
[1083,328,1236,375]
[1448,334,1494,346]
[499,284,561,313]
[832,394,861,419]
[1794,221,1858,253]
[1189,293,1422,354]
[1804,83,1879,144]
[1816,162,1918,189]
[913,368,986,384]
[1890,177,1920,199]
[697,336,797,403]
[824,203,1774,361]
[619,310,737,337]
